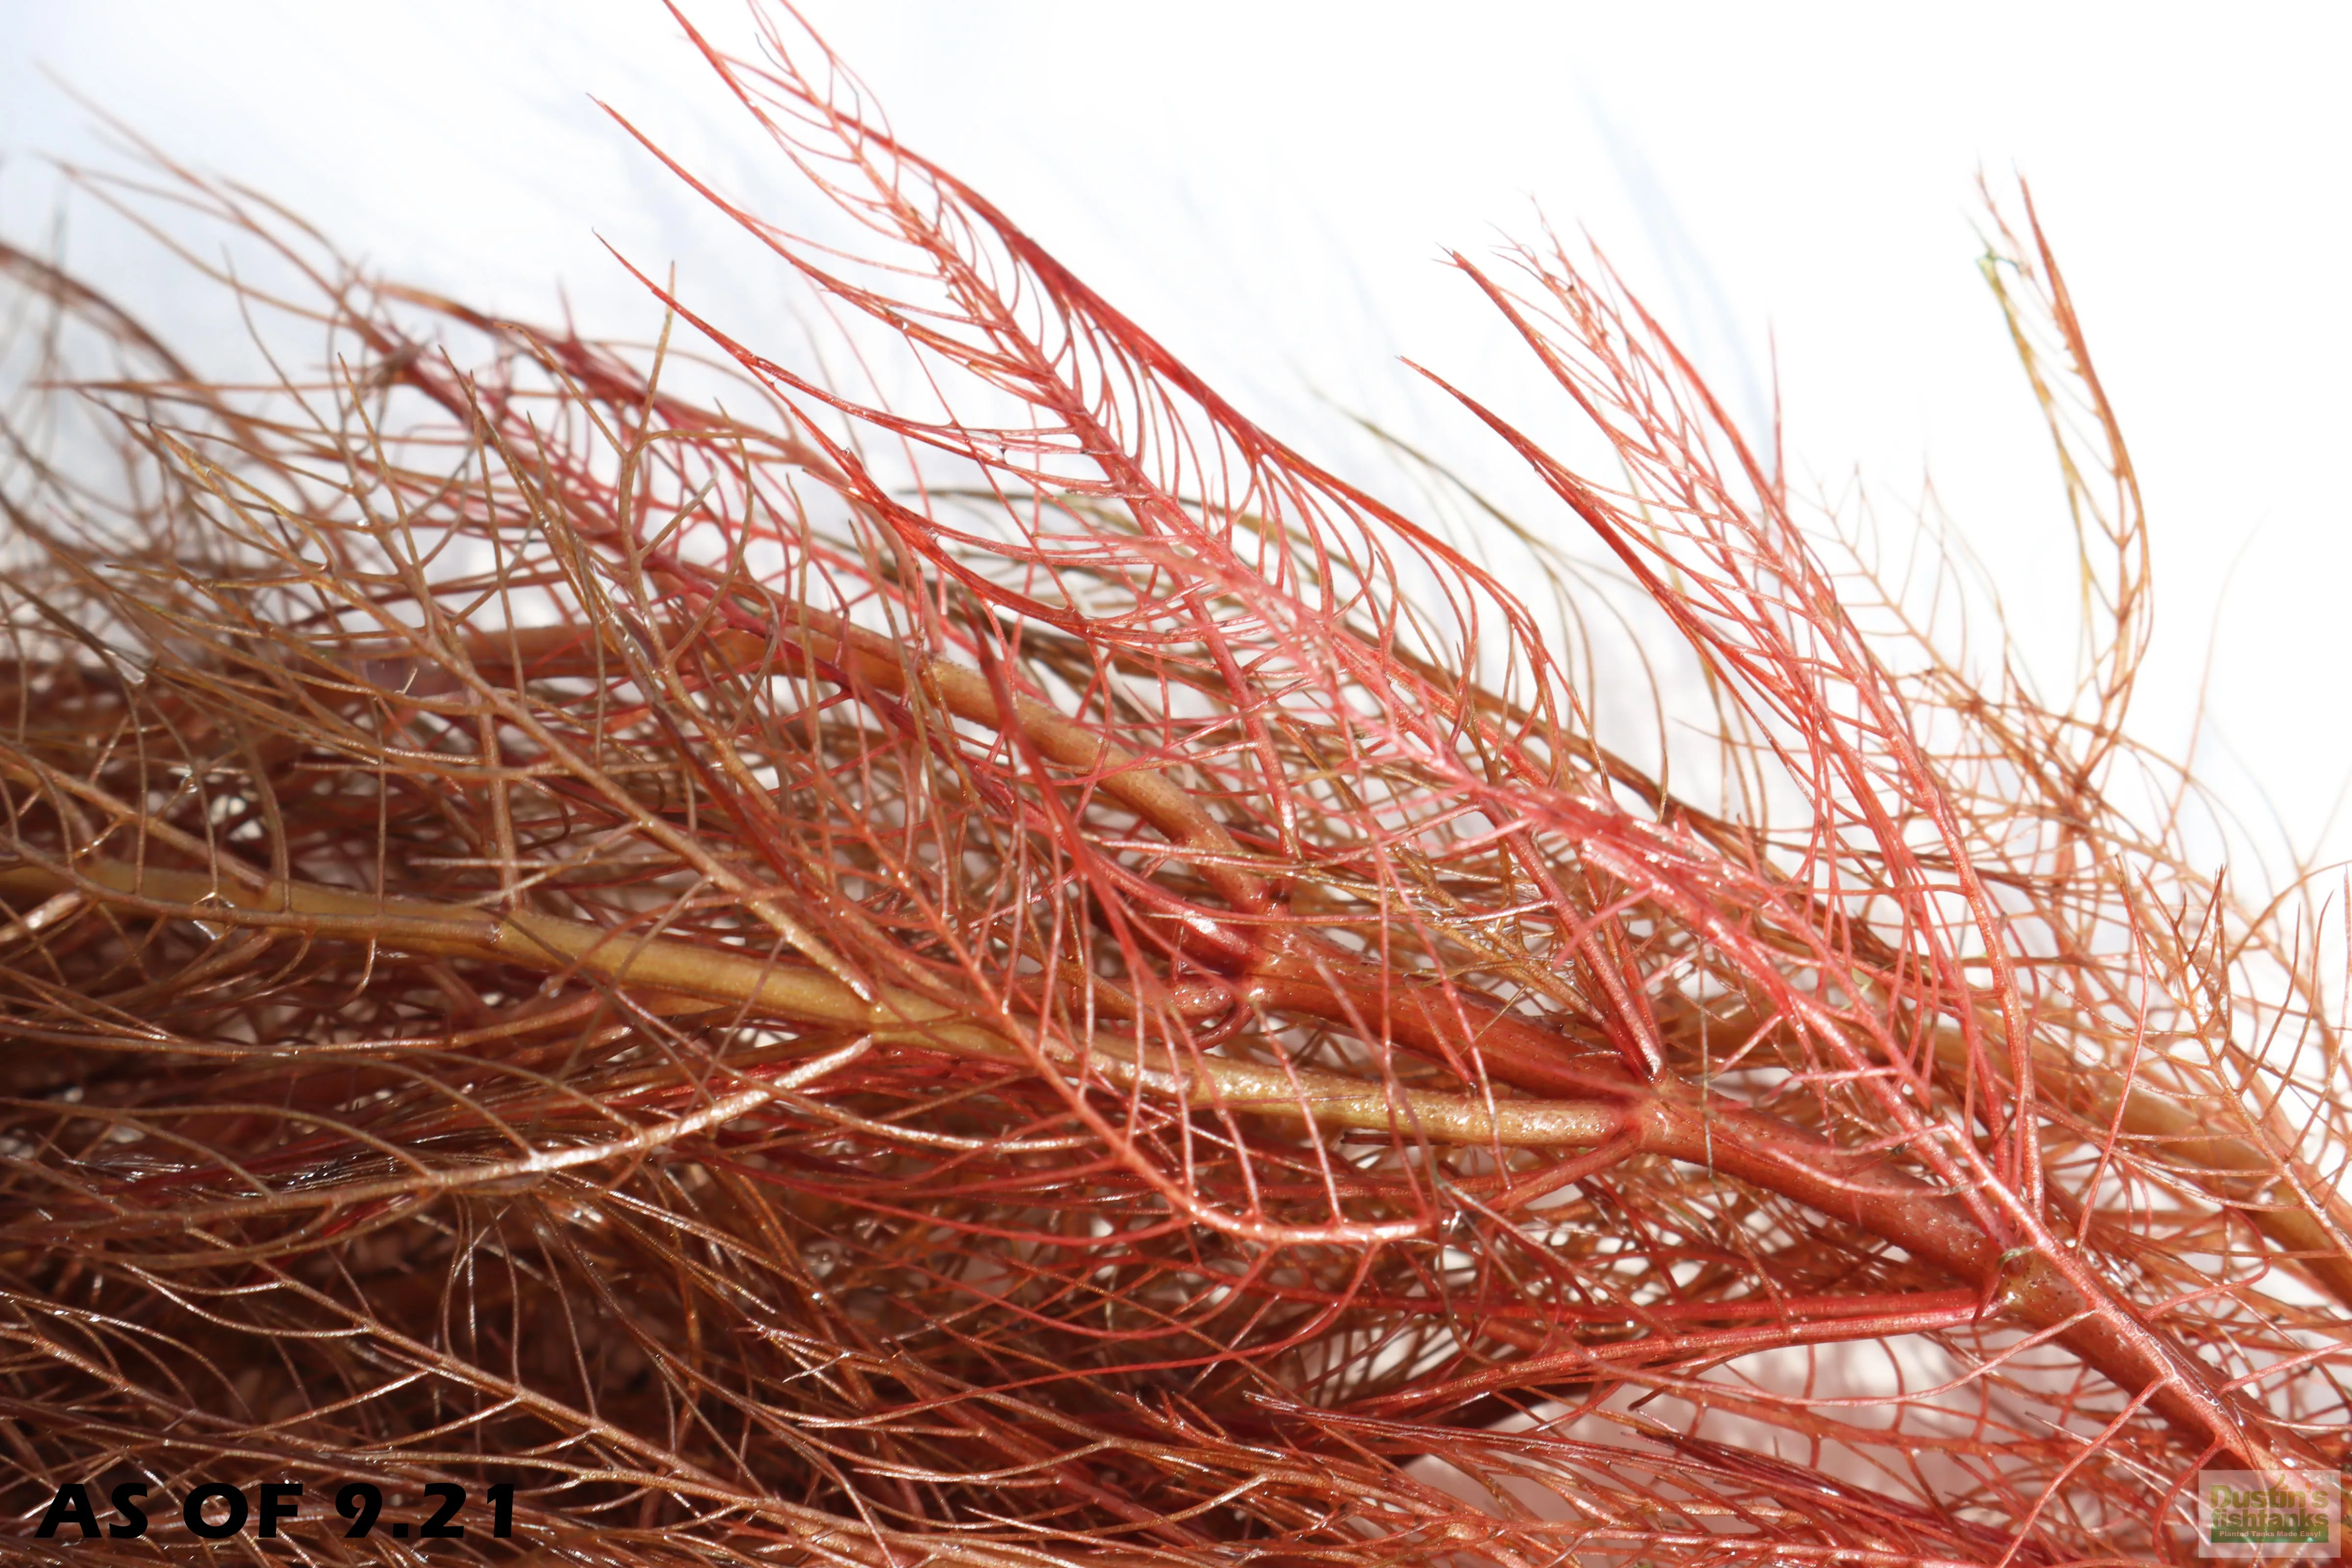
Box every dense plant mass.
[2,8,2347,1564]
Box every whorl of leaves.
[2,8,2346,1565]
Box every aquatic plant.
[3,7,2345,1563]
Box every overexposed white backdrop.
[4,2,2347,871]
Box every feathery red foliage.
[1,7,2347,1565]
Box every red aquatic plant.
[1,6,2346,1564]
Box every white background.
[4,2,2347,875]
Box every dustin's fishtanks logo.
[2198,1471,2343,1559]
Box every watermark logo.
[2199,1470,2342,1559]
